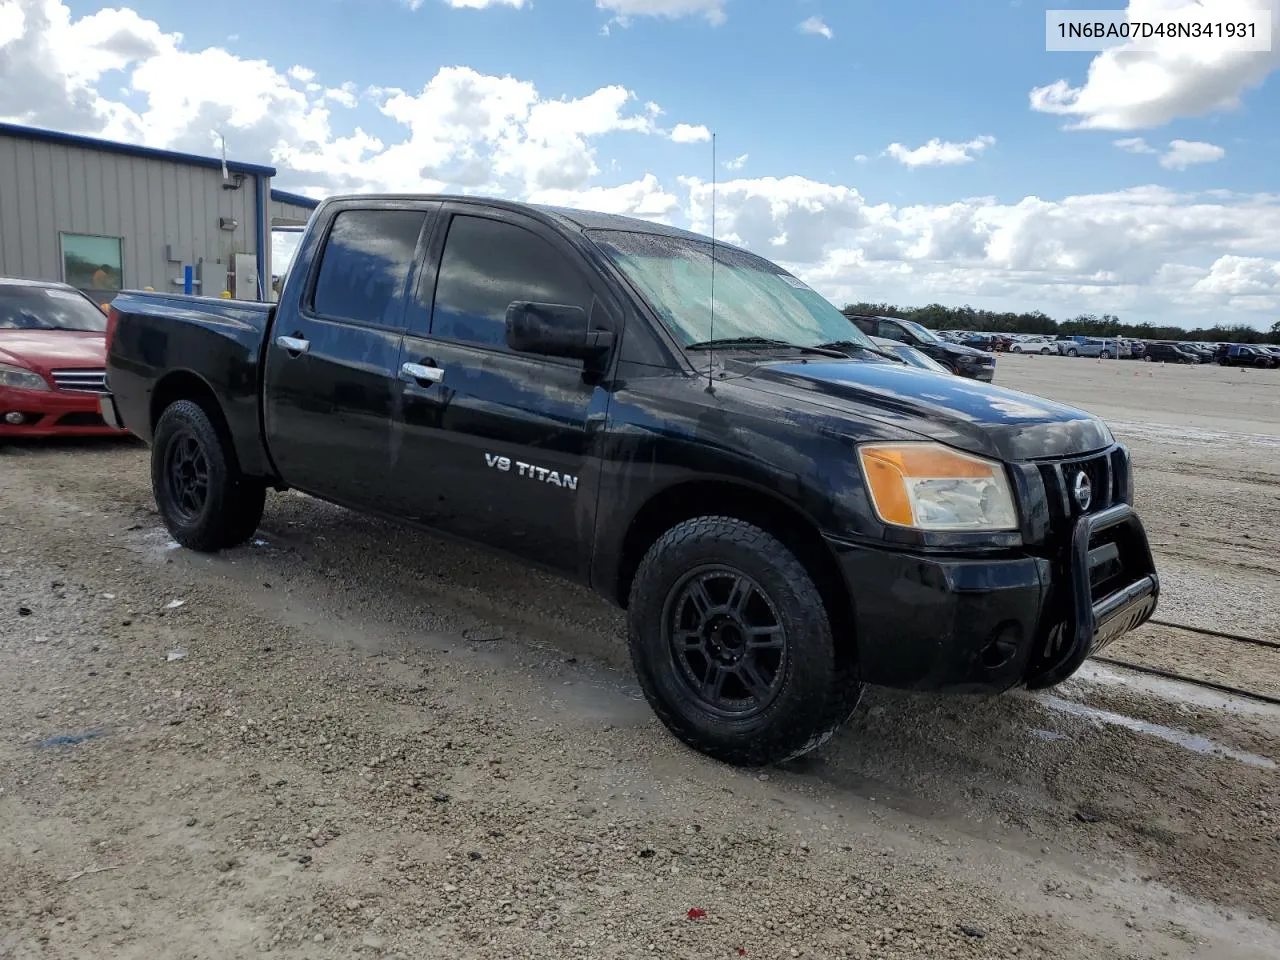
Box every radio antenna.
[705,132,717,394]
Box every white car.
[1011,336,1057,354]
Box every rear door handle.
[401,362,444,386]
[276,335,310,355]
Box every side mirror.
[505,301,615,361]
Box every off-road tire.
[626,516,864,767]
[152,399,264,552]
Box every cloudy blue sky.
[2,0,1279,328]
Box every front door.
[390,207,609,576]
[263,204,435,509]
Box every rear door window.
[311,210,428,327]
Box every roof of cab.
[318,194,718,245]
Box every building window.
[61,234,124,293]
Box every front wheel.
[627,517,864,766]
[1066,348,1078,357]
[1143,355,1153,362]
[152,400,266,552]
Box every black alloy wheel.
[152,399,266,552]
[664,565,787,719]
[626,516,865,766]
[164,432,210,522]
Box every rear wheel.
[627,516,864,767]
[152,400,266,552]
[1040,347,1051,355]
[1143,354,1153,362]
[1100,350,1112,359]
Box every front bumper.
[827,503,1158,693]
[0,386,129,439]
[955,362,995,382]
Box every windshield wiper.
[685,337,849,359]
[814,340,905,363]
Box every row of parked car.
[936,331,1280,367]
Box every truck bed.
[106,291,275,476]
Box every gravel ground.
[1,354,1278,960]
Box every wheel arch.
[150,370,241,474]
[612,479,857,667]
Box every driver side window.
[428,215,594,351]
[878,322,910,343]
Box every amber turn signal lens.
[857,442,1018,532]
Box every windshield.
[589,229,875,351]
[0,285,107,332]
[897,318,942,344]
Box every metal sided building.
[0,122,319,302]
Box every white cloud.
[724,152,748,170]
[884,135,995,168]
[1029,0,1280,129]
[529,173,680,221]
[325,82,359,109]
[441,0,527,7]
[799,16,833,39]
[1159,139,1226,170]
[0,2,25,47]
[670,122,710,143]
[1191,255,1280,299]
[1114,137,1155,154]
[853,153,869,163]
[287,65,314,83]
[596,0,728,26]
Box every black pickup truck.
[101,195,1159,766]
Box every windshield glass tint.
[899,318,941,343]
[0,286,107,332]
[589,229,874,350]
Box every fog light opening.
[4,411,25,425]
[979,623,1021,670]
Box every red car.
[0,278,130,439]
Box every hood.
[736,357,1112,462]
[0,330,107,375]
[937,341,989,359]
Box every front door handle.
[276,335,310,355]
[401,362,444,386]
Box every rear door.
[263,202,437,509]
[389,205,611,576]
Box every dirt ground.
[1,352,1278,960]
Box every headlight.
[0,362,51,392]
[857,442,1018,532]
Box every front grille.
[50,368,107,393]
[1038,448,1125,526]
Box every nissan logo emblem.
[1072,470,1093,511]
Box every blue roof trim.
[270,188,320,209]
[0,121,276,177]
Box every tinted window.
[430,215,592,349]
[877,321,910,343]
[312,210,426,326]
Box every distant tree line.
[841,302,1280,345]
